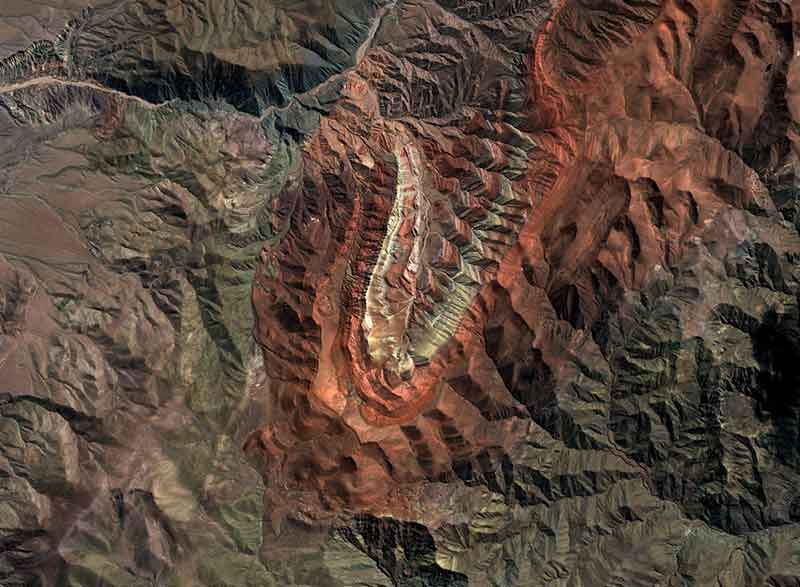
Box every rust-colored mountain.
[0,0,799,585]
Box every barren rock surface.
[0,0,799,585]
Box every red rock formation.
[246,0,798,525]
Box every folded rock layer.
[246,0,800,582]
[0,0,799,585]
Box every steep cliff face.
[0,0,799,585]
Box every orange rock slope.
[246,0,798,524]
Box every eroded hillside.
[0,0,799,585]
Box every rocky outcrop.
[246,0,800,584]
[0,0,799,585]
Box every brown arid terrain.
[0,0,799,585]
